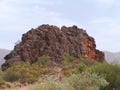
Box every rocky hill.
[2,24,104,70]
[0,49,10,66]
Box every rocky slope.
[2,24,104,70]
[0,49,10,66]
[104,51,120,64]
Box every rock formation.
[2,24,104,70]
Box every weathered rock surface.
[2,24,104,70]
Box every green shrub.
[65,63,87,75]
[12,62,41,83]
[37,55,49,67]
[28,72,108,90]
[2,62,40,83]
[62,54,74,65]
[0,69,6,87]
[78,57,97,66]
[64,72,108,90]
[89,63,120,90]
[3,68,19,82]
[28,77,74,90]
[0,78,5,86]
[2,61,49,84]
[76,63,87,73]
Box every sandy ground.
[1,87,27,90]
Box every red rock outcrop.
[2,24,104,70]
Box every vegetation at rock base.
[28,73,108,90]
[0,55,120,90]
[37,55,49,67]
[3,68,19,82]
[88,63,120,90]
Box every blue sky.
[0,0,120,52]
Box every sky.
[0,0,120,52]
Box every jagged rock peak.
[2,24,104,70]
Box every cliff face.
[2,24,104,70]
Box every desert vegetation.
[0,55,120,90]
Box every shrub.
[3,68,19,82]
[2,62,40,83]
[28,72,108,90]
[0,78,5,86]
[78,57,97,66]
[28,77,74,90]
[37,55,49,67]
[2,60,49,84]
[63,72,108,90]
[89,63,120,90]
[12,62,41,83]
[75,63,87,73]
[62,54,74,65]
